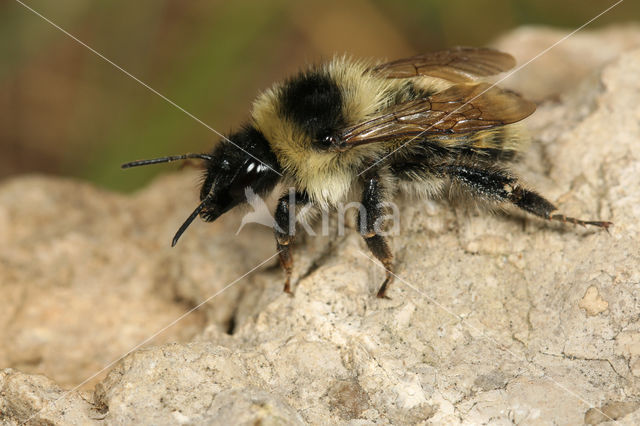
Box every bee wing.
[369,47,516,82]
[338,83,536,146]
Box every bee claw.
[376,276,393,299]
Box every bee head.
[121,125,281,246]
[198,127,281,221]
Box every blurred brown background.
[2,0,638,191]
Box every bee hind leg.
[360,172,394,299]
[439,164,612,229]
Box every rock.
[0,369,95,424]
[0,175,215,391]
[585,401,640,425]
[2,26,640,424]
[92,343,305,425]
[493,24,640,102]
[579,286,610,316]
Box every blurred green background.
[2,0,638,191]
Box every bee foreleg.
[440,164,612,229]
[274,191,312,295]
[360,172,394,299]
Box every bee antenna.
[121,153,213,169]
[171,196,210,247]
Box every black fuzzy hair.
[278,69,344,143]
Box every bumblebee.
[123,47,611,298]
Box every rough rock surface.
[494,24,640,102]
[2,26,640,425]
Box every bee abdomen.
[463,124,527,162]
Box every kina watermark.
[236,187,400,237]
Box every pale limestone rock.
[2,26,640,425]
[585,401,640,426]
[493,24,640,102]
[0,369,95,424]
[579,286,610,316]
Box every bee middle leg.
[439,164,612,229]
[360,172,394,299]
